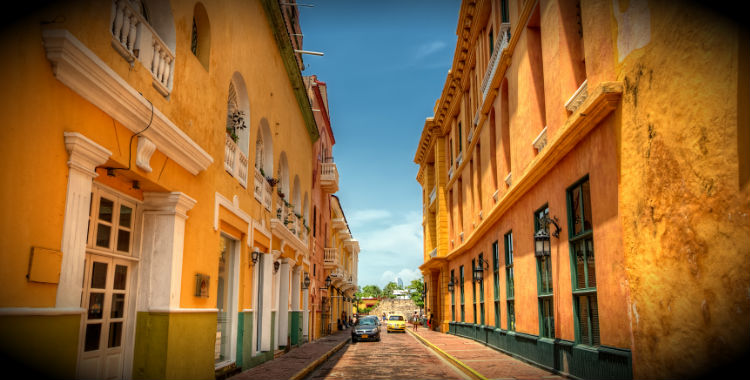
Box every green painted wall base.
[242,311,277,369]
[0,313,80,379]
[132,311,216,380]
[449,322,632,380]
[289,311,302,347]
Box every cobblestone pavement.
[411,327,564,380]
[230,328,352,380]
[304,325,469,380]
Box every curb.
[289,337,350,380]
[406,329,488,380]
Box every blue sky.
[299,1,460,288]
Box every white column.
[291,266,301,311]
[138,192,196,311]
[302,281,309,341]
[271,251,281,349]
[56,132,111,308]
[259,252,273,352]
[277,258,291,347]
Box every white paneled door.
[77,254,131,379]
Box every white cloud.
[352,210,425,288]
[414,41,447,60]
[348,209,391,228]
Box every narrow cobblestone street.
[302,322,564,380]
[304,327,467,380]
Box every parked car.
[361,315,380,326]
[386,314,406,333]
[352,317,380,342]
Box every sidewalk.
[230,328,351,380]
[407,326,564,380]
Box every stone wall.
[367,299,420,319]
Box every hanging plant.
[277,190,285,199]
[266,176,279,187]
[226,110,248,143]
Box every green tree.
[383,281,399,299]
[407,278,425,308]
[360,284,382,298]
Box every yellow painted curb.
[406,329,488,380]
[289,337,350,380]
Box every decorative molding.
[565,79,589,113]
[214,192,256,247]
[136,135,156,172]
[144,192,196,219]
[63,132,112,177]
[42,29,213,176]
[533,126,548,153]
[57,132,111,309]
[0,307,85,316]
[147,308,219,314]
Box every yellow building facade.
[0,1,357,379]
[415,0,748,379]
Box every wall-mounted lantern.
[303,272,311,289]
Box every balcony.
[332,217,347,232]
[274,197,307,242]
[110,0,174,96]
[324,248,338,269]
[253,169,264,201]
[225,134,248,187]
[320,160,339,193]
[480,23,511,102]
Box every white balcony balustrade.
[480,23,511,102]
[324,248,338,268]
[224,134,248,187]
[254,169,264,201]
[320,161,339,193]
[263,182,272,210]
[110,0,175,97]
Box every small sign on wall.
[27,247,62,284]
[195,273,210,298]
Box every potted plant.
[265,176,279,187]
[277,190,285,199]
[226,110,248,143]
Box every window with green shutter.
[472,258,477,324]
[460,265,465,322]
[451,269,456,321]
[479,253,485,325]
[567,176,600,346]
[535,205,555,338]
[504,231,515,331]
[492,241,500,328]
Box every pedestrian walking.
[412,311,419,331]
[428,313,434,330]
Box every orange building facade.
[414,1,748,379]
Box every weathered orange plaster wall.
[614,1,750,378]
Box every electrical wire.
[100,97,154,175]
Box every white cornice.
[42,29,213,175]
